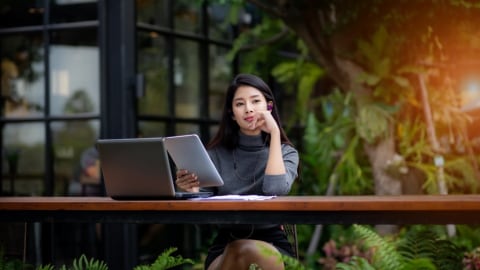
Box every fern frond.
[133,247,194,270]
[401,258,436,270]
[336,256,375,270]
[352,224,404,269]
[36,264,55,270]
[70,254,108,270]
[397,229,437,261]
[430,239,463,270]
[397,227,462,270]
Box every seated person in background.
[69,146,102,196]
[176,74,299,270]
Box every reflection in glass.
[208,3,233,41]
[1,34,45,117]
[176,123,199,136]
[138,121,166,138]
[49,29,99,116]
[51,120,99,196]
[137,31,169,116]
[175,39,199,118]
[174,0,201,34]
[137,0,169,27]
[209,45,231,119]
[50,0,98,23]
[2,123,45,196]
[0,1,44,28]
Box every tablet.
[163,134,224,187]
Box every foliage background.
[220,0,480,268]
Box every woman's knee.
[224,239,254,258]
[226,239,282,261]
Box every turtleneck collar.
[237,132,266,151]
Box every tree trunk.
[364,135,402,196]
[364,134,402,235]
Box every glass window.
[51,120,99,196]
[50,0,97,23]
[49,29,99,116]
[176,123,199,136]
[1,33,45,117]
[137,31,170,116]
[138,121,166,138]
[209,45,231,119]
[208,4,233,41]
[173,0,202,34]
[174,38,200,118]
[2,123,45,196]
[0,1,44,28]
[137,0,169,27]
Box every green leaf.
[357,72,381,86]
[355,103,391,144]
[391,75,410,88]
[374,57,391,78]
[133,247,193,270]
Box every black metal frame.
[3,210,480,225]
[98,1,138,268]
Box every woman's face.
[231,85,268,135]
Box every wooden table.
[1,195,480,224]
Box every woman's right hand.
[175,169,200,192]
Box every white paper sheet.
[189,195,276,201]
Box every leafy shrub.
[133,247,193,270]
[335,225,464,270]
[37,254,108,270]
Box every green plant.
[37,265,55,270]
[37,254,108,270]
[66,254,108,270]
[397,227,462,270]
[298,91,373,196]
[453,226,480,252]
[282,254,307,270]
[335,225,465,270]
[0,246,194,270]
[133,247,194,270]
[0,246,33,270]
[336,256,376,270]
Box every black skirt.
[204,225,294,269]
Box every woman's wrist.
[270,128,280,140]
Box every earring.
[267,104,273,111]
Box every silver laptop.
[96,137,213,200]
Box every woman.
[176,73,299,270]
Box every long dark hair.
[207,73,293,150]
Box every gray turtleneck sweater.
[205,132,299,196]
